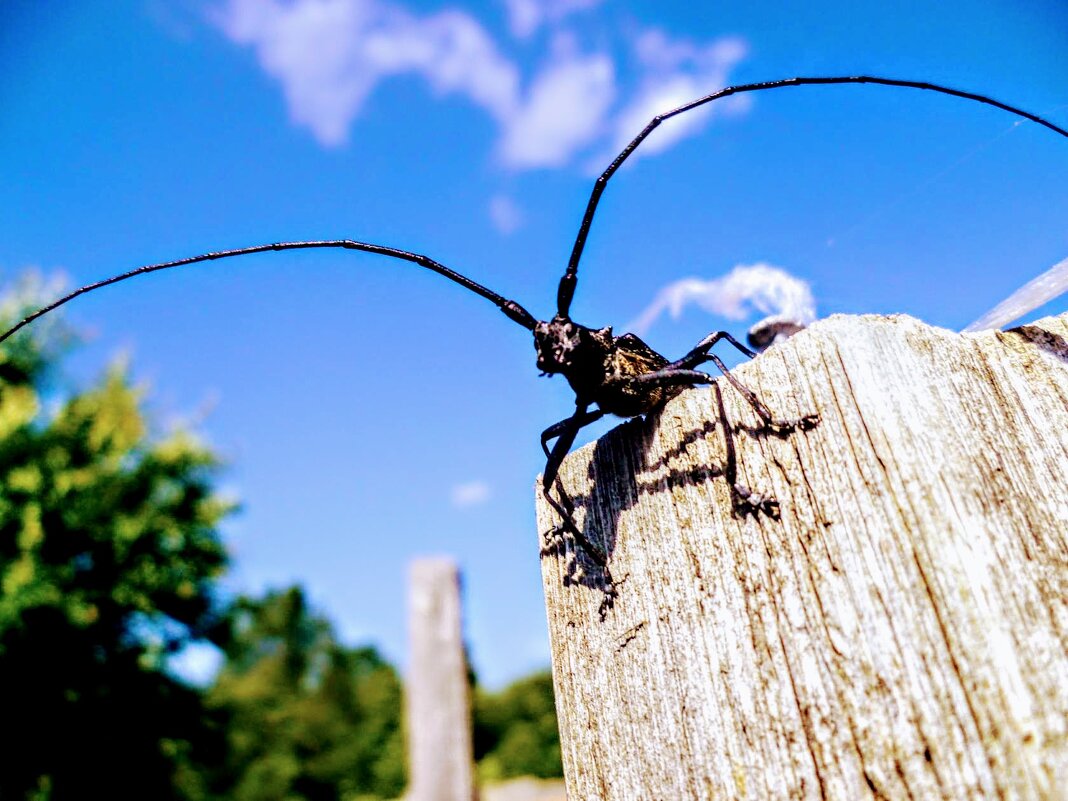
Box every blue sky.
[1,0,1065,687]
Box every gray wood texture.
[536,312,1068,800]
[407,558,476,801]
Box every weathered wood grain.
[536,313,1068,801]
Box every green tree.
[0,285,232,799]
[208,586,407,801]
[474,670,563,781]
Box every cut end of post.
[536,311,1068,801]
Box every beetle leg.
[668,330,756,368]
[541,408,607,461]
[711,380,780,517]
[704,353,820,433]
[628,368,781,517]
[653,343,820,433]
[540,404,618,617]
[540,404,608,564]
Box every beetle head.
[533,315,583,374]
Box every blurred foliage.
[474,670,563,781]
[0,279,561,798]
[0,283,232,799]
[206,586,407,801]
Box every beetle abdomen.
[597,334,679,417]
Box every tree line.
[0,285,560,800]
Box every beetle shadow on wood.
[1006,324,1068,364]
[540,393,794,603]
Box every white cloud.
[502,0,603,39]
[378,10,519,121]
[601,32,749,164]
[451,480,492,508]
[503,0,539,39]
[497,47,615,168]
[210,2,750,171]
[627,263,816,336]
[488,193,524,233]
[212,0,375,146]
[211,0,519,146]
[633,28,746,73]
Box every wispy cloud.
[627,263,816,336]
[210,0,751,171]
[599,31,749,166]
[488,193,524,234]
[450,480,491,508]
[502,0,603,39]
[497,38,615,168]
[211,0,518,146]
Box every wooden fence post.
[536,313,1068,800]
[407,557,476,801]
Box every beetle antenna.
[556,75,1068,317]
[0,239,538,345]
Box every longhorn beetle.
[2,76,1066,609]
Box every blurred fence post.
[407,558,476,801]
[536,312,1068,800]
